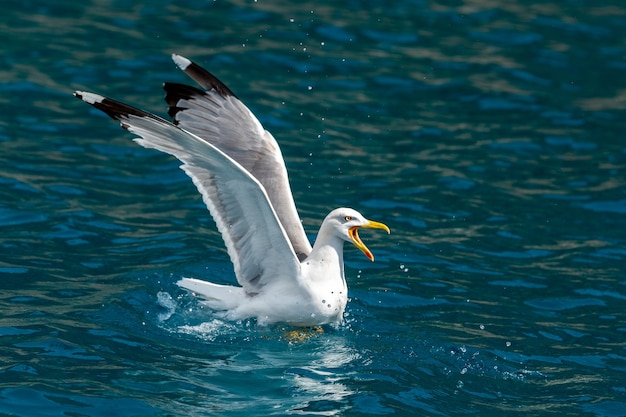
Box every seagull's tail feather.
[177,278,245,311]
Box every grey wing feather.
[164,55,312,260]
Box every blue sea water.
[2,0,626,415]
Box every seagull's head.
[327,208,390,262]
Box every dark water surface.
[2,1,626,415]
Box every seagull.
[74,54,390,326]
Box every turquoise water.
[2,0,626,415]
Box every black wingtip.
[74,90,169,130]
[172,55,238,99]
[163,82,208,119]
[75,90,139,120]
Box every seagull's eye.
[344,215,353,222]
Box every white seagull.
[74,54,389,326]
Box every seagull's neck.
[310,236,344,263]
[306,227,346,282]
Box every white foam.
[177,319,236,341]
[156,291,176,321]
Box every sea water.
[1,1,625,415]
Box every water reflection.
[286,340,359,415]
[151,292,362,415]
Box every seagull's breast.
[299,257,348,325]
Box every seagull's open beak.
[348,220,390,262]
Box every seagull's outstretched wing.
[74,91,301,293]
[163,54,312,261]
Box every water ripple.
[2,0,626,415]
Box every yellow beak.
[348,220,390,262]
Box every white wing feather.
[74,91,300,294]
